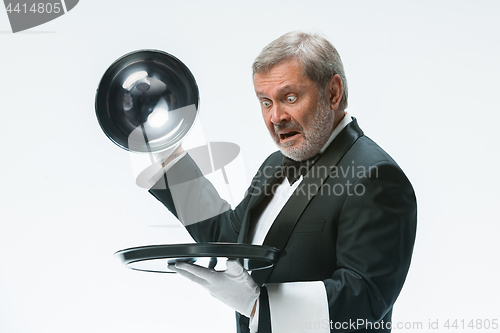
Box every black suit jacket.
[150,118,417,332]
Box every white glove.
[168,260,260,317]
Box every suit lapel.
[238,159,284,244]
[252,118,364,285]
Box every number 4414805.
[444,319,498,330]
[5,3,62,14]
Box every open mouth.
[279,131,300,141]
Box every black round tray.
[114,243,282,273]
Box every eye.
[262,100,272,107]
[287,95,297,103]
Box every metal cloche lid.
[95,50,199,153]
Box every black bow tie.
[282,155,320,185]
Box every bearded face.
[270,97,334,161]
[254,60,337,161]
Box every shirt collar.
[319,111,353,154]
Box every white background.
[1,1,499,332]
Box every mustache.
[273,121,304,135]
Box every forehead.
[253,59,315,96]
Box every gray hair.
[252,31,348,111]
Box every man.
[150,31,417,332]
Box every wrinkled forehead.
[253,59,315,96]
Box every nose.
[270,103,290,125]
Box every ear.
[326,74,343,111]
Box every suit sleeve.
[148,152,274,244]
[323,161,417,330]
